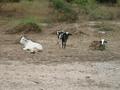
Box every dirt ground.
[0,21,120,90]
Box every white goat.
[20,36,43,53]
[89,39,107,50]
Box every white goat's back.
[25,40,43,51]
[20,36,43,52]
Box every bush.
[50,0,120,21]
[118,0,120,5]
[72,0,118,20]
[50,0,78,22]
[65,0,74,3]
[6,22,42,34]
[73,0,96,8]
[96,0,117,4]
[74,0,88,6]
[56,10,78,22]
[9,0,20,2]
[0,0,20,2]
[27,0,33,2]
[51,0,72,13]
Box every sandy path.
[0,60,120,90]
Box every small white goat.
[89,39,107,50]
[20,36,43,53]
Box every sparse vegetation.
[50,0,78,22]
[0,0,118,22]
[66,0,120,20]
[89,8,114,20]
[5,17,42,34]
[0,0,20,2]
[92,22,114,32]
[0,0,120,22]
[117,0,120,6]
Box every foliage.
[73,0,97,12]
[0,0,20,2]
[6,17,42,34]
[51,0,72,13]
[73,0,88,6]
[50,0,78,22]
[71,0,120,20]
[118,0,120,5]
[96,0,117,4]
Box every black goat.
[57,31,72,48]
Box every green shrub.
[51,0,72,13]
[56,10,78,22]
[65,0,74,3]
[6,22,42,34]
[0,0,20,2]
[73,0,96,9]
[27,0,33,2]
[51,0,78,22]
[72,0,99,18]
[11,17,42,34]
[118,0,120,5]
[50,0,120,21]
[10,0,20,2]
[73,0,88,6]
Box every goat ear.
[57,31,60,35]
[20,35,24,39]
[69,33,72,35]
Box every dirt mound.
[6,23,42,34]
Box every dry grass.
[1,0,50,21]
[88,5,120,20]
